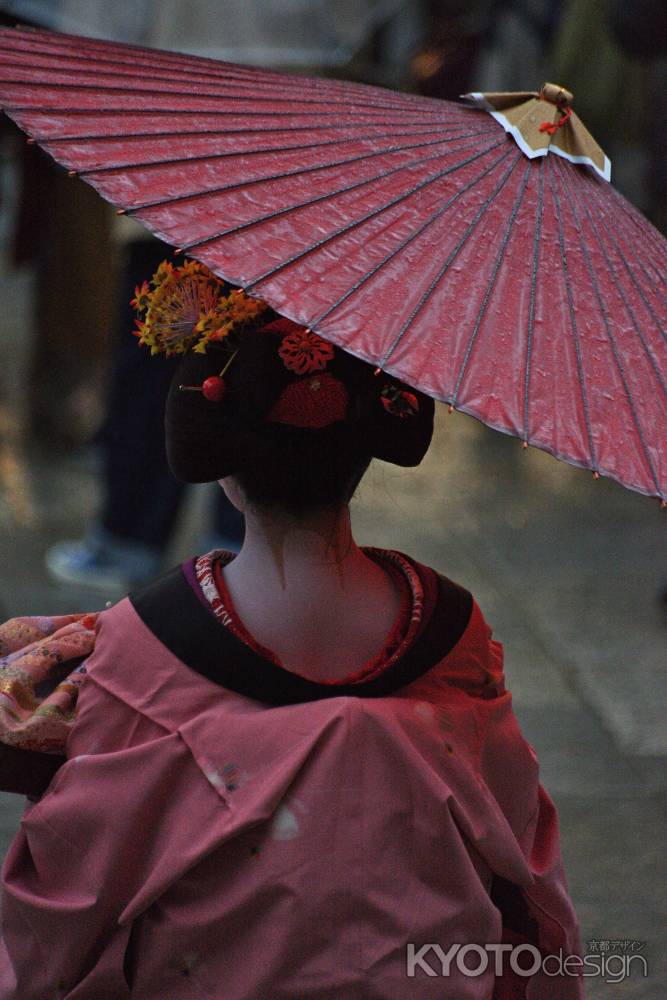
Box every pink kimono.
[0,549,584,999]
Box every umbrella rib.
[0,48,461,109]
[373,153,522,371]
[126,132,497,218]
[2,27,291,75]
[606,199,667,291]
[2,29,445,105]
[4,104,460,121]
[547,168,598,475]
[609,203,667,291]
[0,48,361,93]
[451,161,533,405]
[591,210,667,341]
[522,157,545,444]
[176,137,506,255]
[0,43,321,91]
[248,146,514,297]
[555,165,664,498]
[31,120,494,143]
[589,185,667,315]
[0,76,452,114]
[607,183,667,265]
[73,125,490,176]
[3,26,459,120]
[559,163,667,395]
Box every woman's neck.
[219,502,403,680]
[223,504,372,596]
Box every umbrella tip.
[661,499,666,509]
[373,367,382,376]
[26,137,36,145]
[522,440,528,449]
[448,404,454,414]
[67,170,77,178]
[116,208,126,216]
[593,471,600,480]
[175,248,183,255]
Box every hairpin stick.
[219,349,238,377]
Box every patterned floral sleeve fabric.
[0,614,97,754]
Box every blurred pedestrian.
[46,236,244,591]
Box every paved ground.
[0,396,665,997]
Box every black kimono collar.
[129,552,472,706]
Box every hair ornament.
[132,259,269,357]
[178,349,238,402]
[380,384,420,418]
[277,327,335,375]
[268,372,349,429]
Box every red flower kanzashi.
[278,328,334,375]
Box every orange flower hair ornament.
[132,259,270,401]
[131,259,268,357]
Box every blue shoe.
[45,531,161,592]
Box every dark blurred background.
[0,4,665,997]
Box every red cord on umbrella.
[539,108,572,135]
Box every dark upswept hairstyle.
[165,324,434,514]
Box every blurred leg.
[97,239,184,549]
[47,239,184,588]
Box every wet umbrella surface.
[0,26,664,501]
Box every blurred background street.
[0,1,665,997]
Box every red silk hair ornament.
[267,372,348,428]
[277,327,335,375]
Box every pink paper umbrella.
[0,27,664,501]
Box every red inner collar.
[209,550,418,685]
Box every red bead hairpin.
[179,350,237,403]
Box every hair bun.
[165,328,434,484]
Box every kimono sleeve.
[0,614,97,797]
[436,600,508,701]
[475,649,584,999]
[0,663,223,1000]
[488,784,585,1000]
